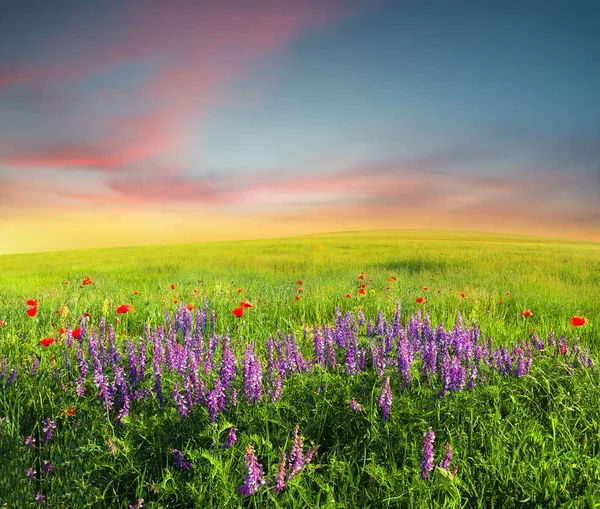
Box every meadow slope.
[1,230,599,508]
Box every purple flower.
[35,493,46,505]
[173,449,192,470]
[287,425,305,480]
[378,377,393,420]
[242,341,263,404]
[421,427,435,480]
[43,460,54,476]
[224,427,237,449]
[274,450,287,493]
[27,467,37,481]
[173,381,189,418]
[30,355,39,378]
[42,418,55,445]
[238,445,265,496]
[350,398,362,412]
[25,435,36,449]
[439,442,452,470]
[129,499,144,509]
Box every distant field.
[1,230,599,507]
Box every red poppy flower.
[170,284,175,290]
[570,316,587,326]
[116,304,135,314]
[416,297,424,303]
[58,327,66,334]
[232,307,244,317]
[391,277,397,281]
[66,407,74,416]
[173,300,178,304]
[387,278,392,282]
[298,288,304,293]
[358,273,365,280]
[40,337,54,347]
[0,320,4,326]
[193,289,199,293]
[237,289,242,293]
[460,293,465,298]
[345,294,352,299]
[186,304,194,311]
[295,295,300,301]
[240,299,254,309]
[133,290,139,295]
[368,279,373,283]
[423,287,428,291]
[72,328,81,339]
[386,286,391,290]
[27,299,38,306]
[82,277,92,285]
[498,300,503,305]
[27,307,37,317]
[83,312,91,319]
[437,291,441,295]
[115,318,120,323]
[297,280,303,285]
[360,283,366,289]
[358,288,365,295]
[522,310,532,317]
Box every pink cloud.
[0,1,364,172]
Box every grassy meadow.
[1,230,599,508]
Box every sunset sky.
[1,0,599,254]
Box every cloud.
[0,0,365,172]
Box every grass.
[0,229,599,508]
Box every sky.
[0,0,599,254]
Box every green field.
[1,230,599,507]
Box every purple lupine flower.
[129,499,144,509]
[242,341,262,404]
[287,425,305,480]
[224,427,237,449]
[35,493,46,505]
[25,435,36,449]
[269,370,284,403]
[42,418,55,445]
[378,377,393,420]
[350,398,362,412]
[43,460,54,476]
[421,427,435,480]
[274,450,287,493]
[397,333,412,386]
[324,328,338,369]
[467,362,478,391]
[206,388,219,423]
[173,449,192,470]
[238,445,265,496]
[173,381,189,418]
[7,365,17,386]
[449,356,466,393]
[114,365,130,424]
[345,334,358,375]
[439,442,452,470]
[30,355,39,378]
[152,328,165,408]
[27,467,37,481]
[219,333,237,390]
[304,445,318,466]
